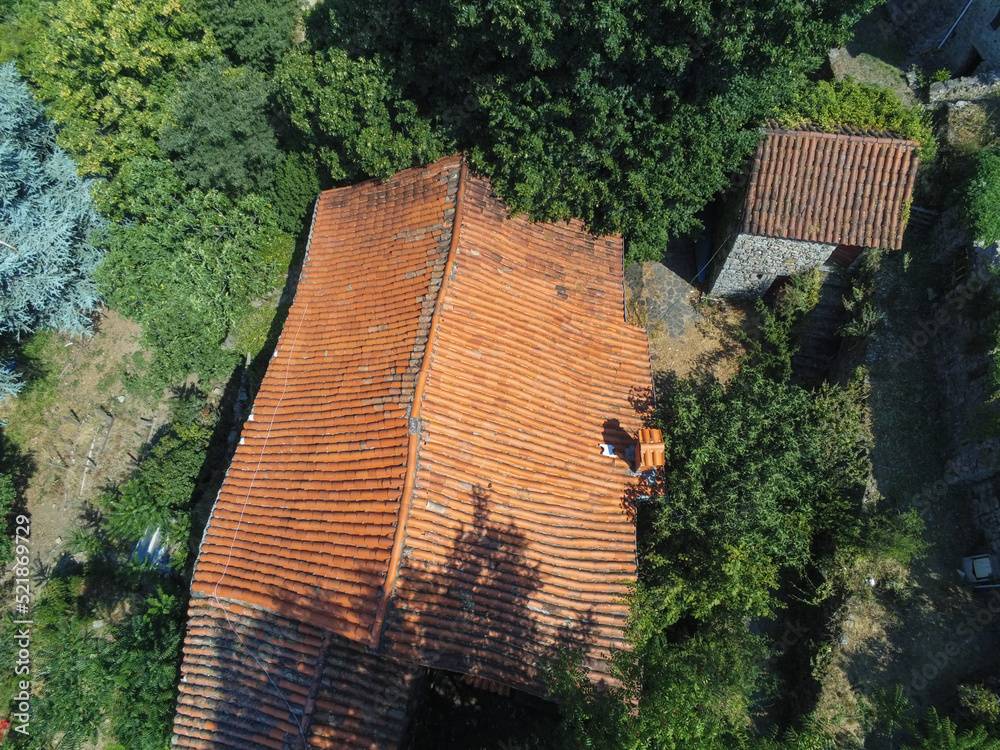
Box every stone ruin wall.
[709,233,835,299]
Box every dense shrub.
[781,77,936,160]
[967,147,1000,246]
[4,572,188,750]
[96,159,291,383]
[98,392,215,563]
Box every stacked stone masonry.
[709,234,835,299]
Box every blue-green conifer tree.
[0,61,105,398]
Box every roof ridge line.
[368,155,469,650]
[294,629,333,750]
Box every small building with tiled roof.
[709,125,920,298]
[172,155,656,749]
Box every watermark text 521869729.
[10,514,32,736]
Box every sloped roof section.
[191,157,460,643]
[173,598,420,750]
[742,127,919,249]
[178,155,653,747]
[381,172,650,692]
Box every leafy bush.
[98,390,215,564]
[967,147,1000,246]
[11,572,188,750]
[273,151,321,233]
[96,159,291,383]
[959,684,1000,729]
[903,709,1000,750]
[777,268,823,320]
[781,77,936,161]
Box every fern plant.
[904,709,1000,750]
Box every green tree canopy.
[274,45,449,183]
[303,0,879,259]
[196,0,298,72]
[160,60,283,197]
[24,0,217,174]
[0,61,105,339]
[633,320,872,635]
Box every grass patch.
[948,97,1000,155]
[5,330,67,445]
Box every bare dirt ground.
[0,310,171,579]
[646,301,753,383]
[624,258,755,384]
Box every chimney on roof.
[636,428,665,473]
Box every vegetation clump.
[781,77,936,160]
[545,281,925,749]
[0,391,218,749]
[0,62,105,399]
[967,147,1000,246]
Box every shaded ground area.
[404,671,561,750]
[625,239,754,384]
[830,6,917,103]
[812,222,1000,746]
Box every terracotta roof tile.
[742,127,919,249]
[381,172,650,692]
[172,597,419,750]
[191,157,461,641]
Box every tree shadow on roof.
[392,480,622,746]
[385,478,614,693]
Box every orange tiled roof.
[179,154,652,745]
[192,157,459,642]
[380,169,650,691]
[742,127,919,249]
[172,598,419,750]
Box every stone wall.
[930,69,1000,104]
[709,233,835,299]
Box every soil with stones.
[0,310,171,582]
